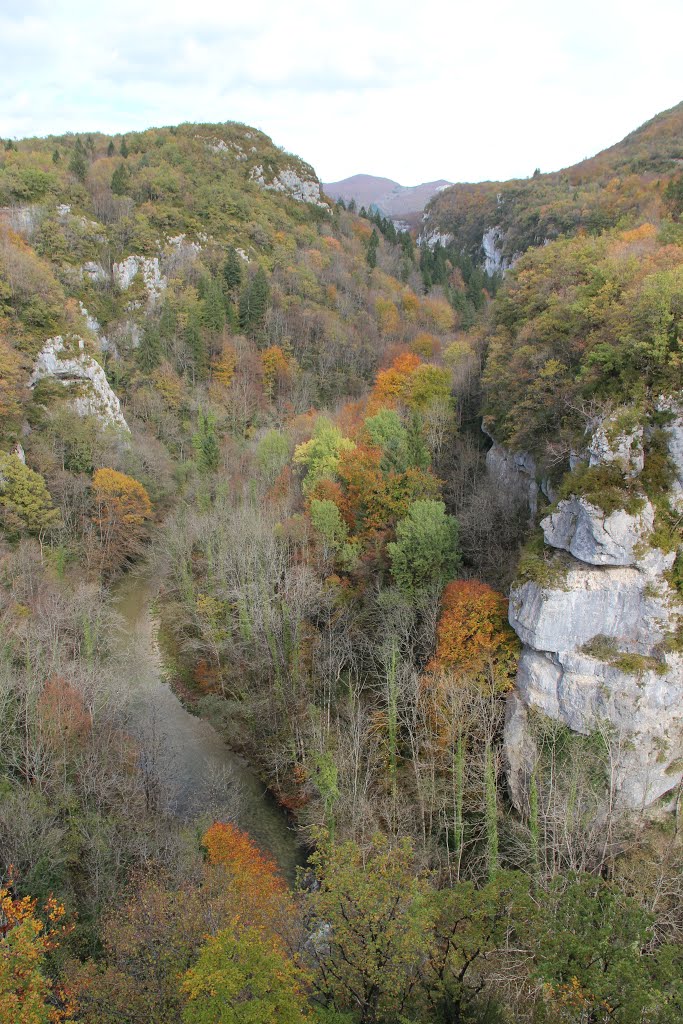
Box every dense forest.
[0,108,682,1023]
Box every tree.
[136,320,161,371]
[255,429,290,484]
[387,500,460,594]
[223,249,243,292]
[0,338,26,436]
[427,580,519,686]
[119,137,128,158]
[106,140,115,157]
[192,410,221,473]
[422,872,532,1022]
[110,164,129,196]
[0,453,60,536]
[202,823,293,938]
[51,149,59,164]
[202,277,226,336]
[304,834,435,1023]
[0,886,74,1024]
[363,408,428,474]
[293,419,355,494]
[68,149,87,183]
[366,229,379,269]
[310,499,349,559]
[531,875,683,1023]
[181,924,308,1024]
[239,267,270,337]
[91,468,152,571]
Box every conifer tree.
[239,266,270,338]
[223,248,243,292]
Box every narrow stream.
[112,571,305,881]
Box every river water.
[112,571,304,881]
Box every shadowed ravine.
[112,570,305,882]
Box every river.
[112,570,305,881]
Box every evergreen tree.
[239,266,270,338]
[52,148,60,164]
[137,321,162,371]
[119,136,129,158]
[110,163,129,196]
[222,248,243,292]
[69,148,88,183]
[202,277,226,335]
[106,140,115,157]
[192,410,220,472]
[367,228,379,269]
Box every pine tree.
[192,410,220,472]
[110,163,129,196]
[119,136,129,158]
[137,322,162,371]
[223,248,243,292]
[106,140,115,157]
[239,266,270,338]
[69,148,88,183]
[202,277,226,336]
[367,228,379,269]
[52,148,60,164]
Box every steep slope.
[421,100,683,272]
[478,223,683,810]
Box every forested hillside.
[421,100,683,272]
[1,112,682,1023]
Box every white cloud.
[1,0,682,183]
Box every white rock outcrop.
[588,419,644,477]
[249,165,327,207]
[29,336,129,431]
[501,409,683,811]
[541,497,655,566]
[113,255,166,303]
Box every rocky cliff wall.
[498,406,683,811]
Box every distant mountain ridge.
[323,173,452,227]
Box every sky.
[1,0,682,185]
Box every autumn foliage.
[0,887,74,1024]
[428,580,519,684]
[202,823,293,937]
[91,468,152,572]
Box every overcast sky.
[1,0,682,185]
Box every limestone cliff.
[499,406,683,811]
[30,335,129,431]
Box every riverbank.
[111,568,306,882]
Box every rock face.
[249,165,327,207]
[113,255,166,303]
[29,336,129,431]
[541,497,655,566]
[485,441,538,521]
[502,407,683,811]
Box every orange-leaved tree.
[427,580,519,688]
[91,468,152,573]
[203,823,294,941]
[0,886,75,1024]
